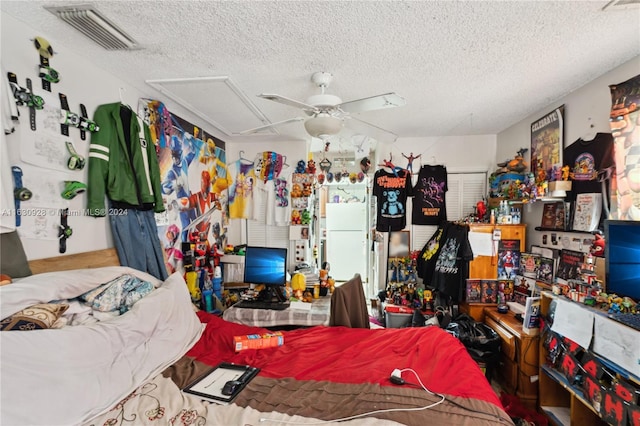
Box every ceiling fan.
[240,72,406,140]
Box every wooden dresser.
[459,224,527,322]
[484,307,539,409]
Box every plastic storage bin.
[385,311,412,328]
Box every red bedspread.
[187,312,503,409]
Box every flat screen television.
[604,219,640,301]
[243,246,288,302]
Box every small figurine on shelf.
[562,165,570,181]
[476,200,487,222]
[506,148,528,173]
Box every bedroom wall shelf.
[538,292,634,426]
[534,227,596,234]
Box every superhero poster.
[143,102,229,276]
[609,74,640,220]
[531,106,564,184]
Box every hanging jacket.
[87,102,164,216]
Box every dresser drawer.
[485,316,516,360]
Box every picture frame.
[389,230,410,258]
[531,105,564,184]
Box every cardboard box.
[548,181,572,192]
[234,332,284,352]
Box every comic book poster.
[531,106,564,184]
[557,249,585,281]
[144,102,229,276]
[497,239,520,280]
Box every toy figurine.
[295,160,306,174]
[360,157,371,174]
[402,152,421,174]
[562,165,570,181]
[590,233,605,258]
[476,200,487,221]
[506,148,528,173]
[306,159,316,175]
[291,209,301,224]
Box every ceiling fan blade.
[258,94,319,113]
[238,117,304,135]
[349,115,398,141]
[339,92,406,114]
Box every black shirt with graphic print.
[373,169,413,232]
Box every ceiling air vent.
[602,0,640,10]
[44,4,138,50]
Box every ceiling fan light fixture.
[304,114,343,139]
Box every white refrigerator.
[325,202,368,282]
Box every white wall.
[1,12,223,260]
[386,135,497,174]
[496,55,640,250]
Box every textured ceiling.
[2,1,639,145]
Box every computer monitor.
[243,246,288,302]
[604,220,640,300]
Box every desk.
[483,307,539,410]
[223,296,331,328]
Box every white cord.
[259,368,445,424]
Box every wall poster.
[609,74,640,220]
[531,106,564,185]
[142,100,229,275]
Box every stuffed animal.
[291,209,301,225]
[295,160,306,174]
[306,159,316,175]
[302,182,312,197]
[590,233,605,257]
[291,273,307,301]
[291,183,303,198]
[301,209,311,225]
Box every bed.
[1,250,513,426]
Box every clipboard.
[182,362,260,404]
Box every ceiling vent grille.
[44,4,138,50]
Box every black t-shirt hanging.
[563,133,615,203]
[412,165,448,225]
[373,169,413,232]
[417,221,450,284]
[431,224,473,303]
